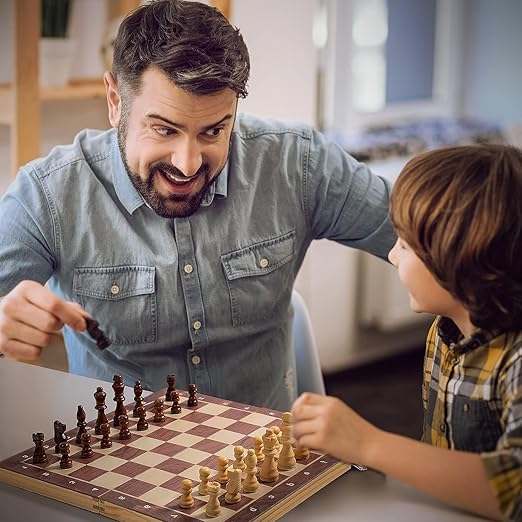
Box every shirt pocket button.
[110,284,120,295]
[259,258,269,268]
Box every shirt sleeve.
[304,127,396,260]
[0,166,57,295]
[480,346,522,520]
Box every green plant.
[41,0,72,38]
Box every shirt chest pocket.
[73,266,157,345]
[221,231,296,326]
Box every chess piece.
[80,432,93,458]
[112,374,126,427]
[233,445,246,472]
[294,443,310,460]
[170,390,182,414]
[270,425,282,453]
[253,435,264,463]
[277,412,296,470]
[179,479,195,508]
[205,482,222,518]
[166,374,176,402]
[153,398,165,423]
[118,414,131,440]
[136,405,149,431]
[53,420,67,453]
[225,467,241,504]
[242,449,259,493]
[94,387,109,435]
[259,428,279,483]
[198,466,211,495]
[75,405,87,444]
[216,455,229,484]
[32,432,47,464]
[100,422,112,448]
[132,381,144,418]
[187,383,198,407]
[59,441,73,469]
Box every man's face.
[113,68,237,218]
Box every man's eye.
[154,127,175,136]
[204,127,224,137]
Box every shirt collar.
[110,129,229,215]
[437,316,500,355]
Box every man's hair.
[390,144,522,332]
[112,0,250,98]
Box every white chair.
[291,290,326,396]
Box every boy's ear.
[104,71,121,128]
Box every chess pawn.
[118,414,131,440]
[179,479,195,509]
[136,405,149,431]
[233,445,246,472]
[170,391,182,414]
[242,449,260,493]
[59,441,73,469]
[216,455,229,484]
[294,443,310,460]
[153,398,165,423]
[205,482,222,518]
[253,435,265,463]
[100,422,112,449]
[198,466,211,495]
[80,432,93,458]
[225,467,241,504]
[187,383,198,407]
[32,432,47,465]
[132,381,144,418]
[270,425,282,453]
[166,374,176,402]
[259,428,279,483]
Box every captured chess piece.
[205,481,222,518]
[198,466,211,495]
[187,383,198,407]
[132,381,144,418]
[118,414,131,440]
[136,405,148,431]
[225,467,241,504]
[59,441,73,469]
[32,432,47,465]
[152,398,165,423]
[75,405,87,444]
[80,432,93,459]
[170,390,182,414]
[112,375,126,427]
[94,387,109,435]
[166,374,176,402]
[85,317,111,350]
[100,422,112,448]
[53,420,67,453]
[179,479,195,508]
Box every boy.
[292,144,522,520]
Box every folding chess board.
[0,387,350,521]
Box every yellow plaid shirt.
[422,317,522,520]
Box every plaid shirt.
[422,317,522,520]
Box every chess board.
[0,386,350,521]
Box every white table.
[0,359,485,521]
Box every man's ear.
[104,71,121,128]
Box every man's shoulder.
[23,128,116,180]
[233,112,313,141]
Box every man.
[0,0,394,410]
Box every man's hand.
[0,280,87,360]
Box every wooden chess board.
[0,387,350,521]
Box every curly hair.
[390,144,522,332]
[112,0,250,99]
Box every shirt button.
[259,258,269,268]
[183,264,193,274]
[191,355,201,365]
[193,320,202,330]
[110,284,120,295]
[440,423,446,433]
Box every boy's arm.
[292,393,503,521]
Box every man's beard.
[117,121,214,219]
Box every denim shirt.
[0,113,394,410]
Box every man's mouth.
[160,168,195,185]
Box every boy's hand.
[291,392,382,466]
[0,280,88,361]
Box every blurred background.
[1,0,521,436]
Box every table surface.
[0,358,486,522]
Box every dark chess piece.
[100,422,112,448]
[132,381,144,418]
[94,387,109,435]
[166,374,176,402]
[136,405,149,431]
[187,384,198,407]
[170,390,182,414]
[85,317,112,350]
[80,432,93,458]
[53,420,67,453]
[118,415,131,440]
[59,441,73,469]
[112,374,126,427]
[75,405,87,444]
[152,398,165,423]
[32,432,48,464]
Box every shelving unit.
[5,0,230,178]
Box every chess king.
[0,0,394,409]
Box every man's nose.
[388,240,399,267]
[171,139,203,177]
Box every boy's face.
[388,238,463,318]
